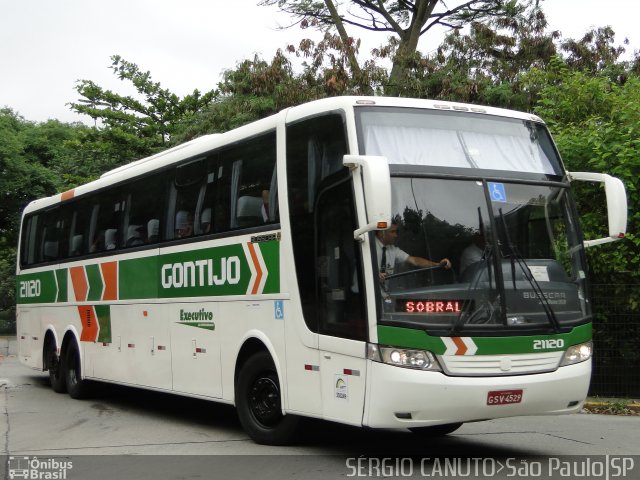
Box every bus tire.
[64,340,90,399]
[409,422,463,437]
[236,351,299,445]
[46,342,66,394]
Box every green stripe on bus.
[259,241,280,294]
[95,304,112,343]
[17,240,281,303]
[55,268,67,302]
[16,270,58,304]
[119,256,158,300]
[118,240,280,300]
[377,323,592,355]
[86,264,103,301]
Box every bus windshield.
[373,177,589,335]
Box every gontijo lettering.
[161,256,241,289]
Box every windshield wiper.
[497,208,562,333]
[450,208,500,334]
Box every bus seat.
[70,235,83,256]
[200,209,211,234]
[236,196,263,227]
[43,241,58,260]
[147,219,159,243]
[105,229,118,250]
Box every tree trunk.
[387,0,438,96]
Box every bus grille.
[438,351,564,376]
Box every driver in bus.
[376,223,451,281]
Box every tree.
[412,2,557,108]
[260,0,532,94]
[535,71,640,287]
[70,55,216,155]
[0,109,59,244]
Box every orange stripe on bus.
[100,261,118,301]
[247,242,263,295]
[452,337,468,355]
[61,189,75,201]
[70,266,88,302]
[78,305,98,342]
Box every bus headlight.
[560,341,593,366]
[367,344,441,371]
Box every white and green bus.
[16,96,627,444]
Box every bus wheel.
[64,341,90,399]
[46,343,66,394]
[236,351,299,445]
[409,422,463,437]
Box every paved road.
[1,355,638,479]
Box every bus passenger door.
[315,178,368,425]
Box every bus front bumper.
[363,359,591,429]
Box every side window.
[169,160,205,240]
[20,215,37,266]
[89,190,125,253]
[316,179,365,340]
[225,132,277,230]
[198,160,217,236]
[33,209,66,263]
[68,200,92,258]
[125,173,167,247]
[286,113,349,333]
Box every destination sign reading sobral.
[16,240,280,304]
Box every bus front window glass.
[375,178,588,334]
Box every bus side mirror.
[567,171,628,248]
[343,155,392,239]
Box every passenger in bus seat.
[376,223,451,281]
[175,210,194,238]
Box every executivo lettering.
[161,256,241,289]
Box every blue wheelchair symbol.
[488,182,507,203]
[274,300,284,320]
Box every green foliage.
[71,55,216,158]
[536,71,640,293]
[0,238,16,314]
[0,109,59,243]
